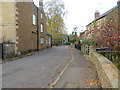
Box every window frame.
[32,14,36,25]
[41,13,43,19]
[40,37,44,44]
[49,38,51,44]
[40,24,44,32]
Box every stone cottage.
[86,0,120,50]
[0,0,52,59]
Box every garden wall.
[3,43,15,59]
[89,46,119,88]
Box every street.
[1,0,119,88]
[2,46,71,88]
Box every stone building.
[0,2,16,43]
[86,0,120,49]
[87,1,120,33]
[16,2,38,55]
[46,32,52,48]
[0,0,51,58]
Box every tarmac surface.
[2,46,70,88]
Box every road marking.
[47,46,74,88]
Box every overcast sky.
[33,0,118,34]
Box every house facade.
[0,0,51,58]
[86,0,120,50]
[46,32,52,48]
[0,2,16,43]
[16,2,38,55]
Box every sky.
[33,0,118,34]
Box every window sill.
[40,44,44,45]
[32,24,36,26]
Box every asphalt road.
[2,46,70,88]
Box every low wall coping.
[89,47,119,88]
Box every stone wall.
[89,46,119,88]
[46,35,52,48]
[118,5,120,48]
[16,2,37,54]
[38,7,47,49]
[1,2,16,43]
[3,43,15,59]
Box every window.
[46,40,48,44]
[40,37,44,44]
[32,14,36,25]
[41,24,43,32]
[97,21,100,29]
[49,39,51,44]
[41,13,43,19]
[87,26,90,30]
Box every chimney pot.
[117,0,120,5]
[39,0,43,8]
[95,10,100,19]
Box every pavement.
[54,46,101,88]
[0,59,2,64]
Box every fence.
[97,51,119,61]
[80,45,89,55]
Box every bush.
[113,60,120,70]
[66,42,71,45]
[97,51,120,70]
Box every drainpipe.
[2,43,4,60]
[37,8,39,51]
[51,35,52,47]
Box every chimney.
[39,0,43,8]
[95,10,100,19]
[117,0,120,5]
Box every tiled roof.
[86,5,120,26]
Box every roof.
[86,4,120,26]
